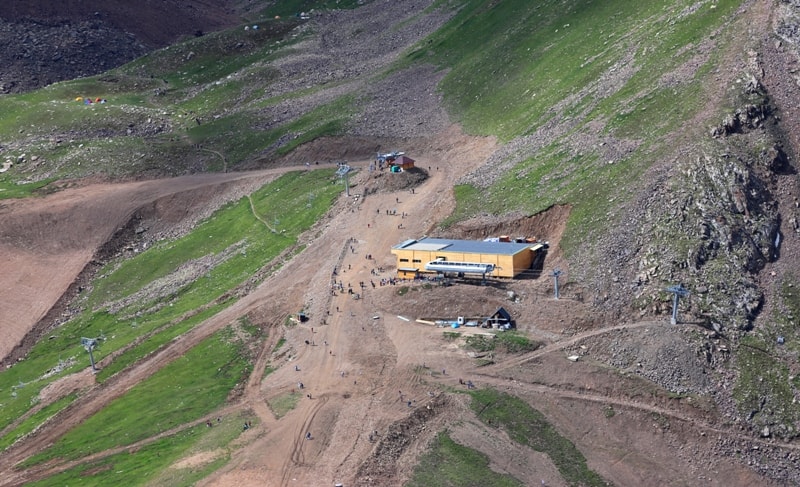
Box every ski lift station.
[391,237,546,279]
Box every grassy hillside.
[0,169,340,469]
[411,0,741,242]
[0,15,344,190]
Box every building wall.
[391,248,536,278]
[513,249,535,275]
[398,268,418,279]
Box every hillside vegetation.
[2,0,800,485]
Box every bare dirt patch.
[37,368,95,406]
[171,449,226,470]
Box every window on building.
[399,258,409,263]
[412,259,421,263]
[436,256,447,261]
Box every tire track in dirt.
[243,318,285,427]
[280,394,330,487]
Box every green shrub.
[407,431,523,486]
[465,332,541,354]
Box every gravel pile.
[577,326,716,396]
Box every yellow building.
[391,237,544,279]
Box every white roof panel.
[405,242,451,251]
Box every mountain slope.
[1,0,800,485]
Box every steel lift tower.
[336,163,352,196]
[551,268,563,299]
[666,284,689,325]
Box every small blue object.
[778,336,785,345]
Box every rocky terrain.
[0,0,241,93]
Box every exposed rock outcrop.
[637,75,787,333]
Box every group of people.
[76,97,107,104]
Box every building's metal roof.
[392,237,533,256]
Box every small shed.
[393,155,415,170]
[485,307,515,329]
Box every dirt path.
[247,194,278,233]
[479,373,800,455]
